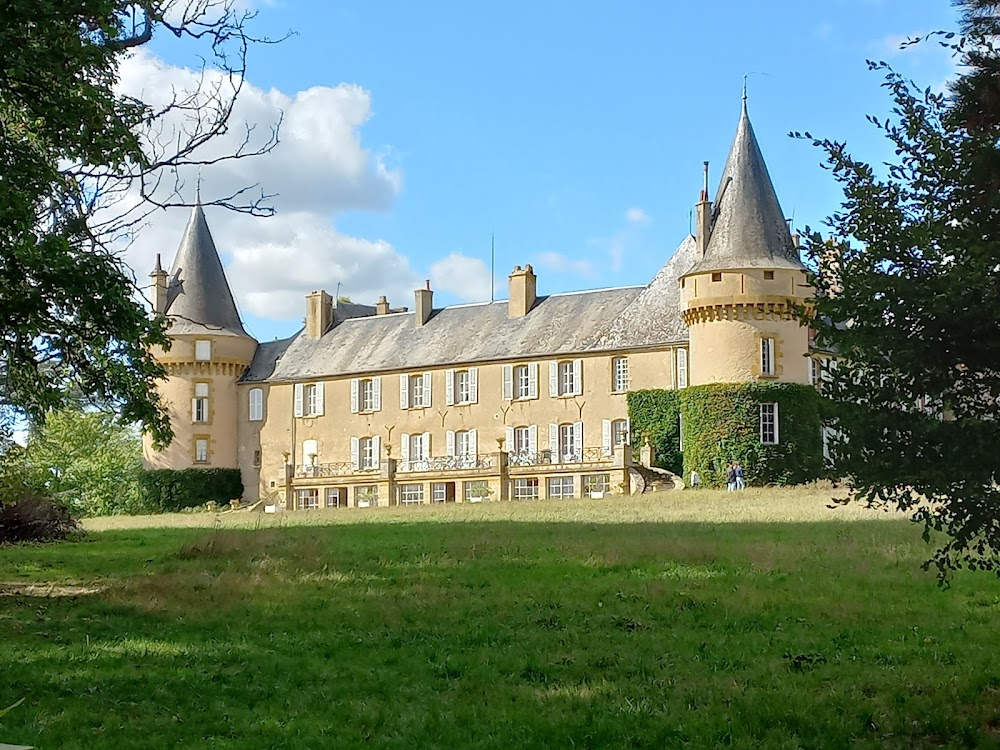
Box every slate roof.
[164,206,249,337]
[687,100,806,274]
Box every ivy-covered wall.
[679,383,824,487]
[627,390,682,474]
[139,468,244,512]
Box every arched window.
[249,388,264,421]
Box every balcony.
[295,461,378,478]
[398,454,497,474]
[508,447,614,470]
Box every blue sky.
[135,0,962,343]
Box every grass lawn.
[2,488,1000,749]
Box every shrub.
[138,468,243,513]
[0,491,79,544]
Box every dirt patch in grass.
[0,581,103,597]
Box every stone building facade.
[143,101,824,507]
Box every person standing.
[735,462,746,491]
[726,463,736,492]
[690,469,700,489]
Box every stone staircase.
[628,465,684,495]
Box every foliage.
[23,408,144,516]
[626,390,682,474]
[0,1,279,448]
[2,513,1000,748]
[138,468,243,512]
[0,489,79,544]
[678,383,824,488]
[794,5,1000,578]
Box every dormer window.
[711,272,722,282]
[195,340,212,361]
[764,271,775,280]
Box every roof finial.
[196,168,203,204]
[742,73,748,104]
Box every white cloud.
[107,49,419,321]
[625,207,650,224]
[429,253,493,302]
[534,251,596,278]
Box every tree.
[796,2,1000,579]
[23,409,145,516]
[0,1,280,448]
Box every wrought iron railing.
[508,447,612,468]
[295,462,377,478]
[398,454,497,473]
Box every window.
[512,478,539,501]
[400,484,424,505]
[302,439,318,468]
[360,437,377,469]
[551,360,582,397]
[761,338,776,377]
[410,433,428,461]
[294,382,324,417]
[611,419,628,448]
[400,372,431,409]
[760,403,779,444]
[354,485,379,508]
[194,339,211,361]
[464,480,491,502]
[326,488,346,508]
[253,450,261,467]
[502,363,537,401]
[809,357,820,387]
[677,348,688,388]
[249,388,264,421]
[401,432,430,470]
[612,357,629,393]
[432,483,449,503]
[454,430,474,458]
[711,272,722,282]
[192,382,209,423]
[764,270,775,280]
[547,476,574,499]
[350,377,381,413]
[447,368,478,405]
[556,422,582,462]
[512,426,532,454]
[195,438,208,463]
[296,488,319,510]
[583,474,610,497]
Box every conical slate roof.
[164,206,249,337]
[687,100,805,274]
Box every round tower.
[143,206,257,470]
[679,100,812,386]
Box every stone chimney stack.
[375,295,390,315]
[150,253,169,315]
[508,264,537,319]
[695,161,712,257]
[414,280,433,326]
[305,289,333,339]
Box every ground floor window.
[512,478,539,501]
[400,483,424,505]
[464,480,491,502]
[326,488,346,508]
[431,483,448,503]
[583,474,610,497]
[760,403,779,445]
[297,488,319,509]
[547,476,574,499]
[355,485,379,508]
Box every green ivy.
[627,390,682,474]
[679,383,824,487]
[138,469,244,513]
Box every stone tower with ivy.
[143,205,258,471]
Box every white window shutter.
[469,367,479,403]
[549,362,559,397]
[549,423,559,455]
[626,418,631,444]
[573,359,583,395]
[400,374,409,410]
[191,398,198,422]
[350,379,359,413]
[602,419,612,456]
[574,421,584,457]
[502,365,513,401]
[314,382,325,416]
[422,432,431,457]
[469,429,477,458]
[372,435,381,464]
[294,383,304,417]
[422,372,432,407]
[505,426,515,452]
[373,377,382,411]
[446,430,456,457]
[350,437,360,470]
[528,362,538,399]
[528,424,538,454]
[400,433,410,463]
[445,369,455,406]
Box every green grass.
[2,490,1000,749]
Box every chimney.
[508,264,537,318]
[414,280,433,326]
[695,161,712,257]
[375,295,390,315]
[150,253,169,315]
[305,290,333,339]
